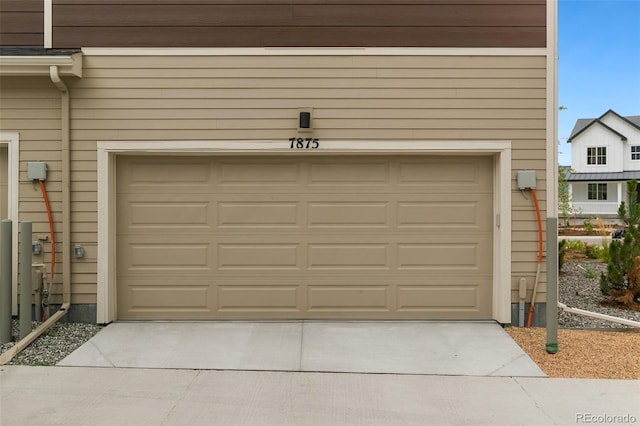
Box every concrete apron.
[58,321,545,377]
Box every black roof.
[0,47,81,56]
[566,171,640,182]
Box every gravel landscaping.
[558,261,640,328]
[508,260,640,379]
[0,321,103,366]
[1,260,639,376]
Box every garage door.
[116,155,493,320]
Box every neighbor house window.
[632,146,640,160]
[588,183,607,200]
[587,147,607,165]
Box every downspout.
[0,66,71,365]
[49,65,72,310]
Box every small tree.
[600,180,640,305]
[558,165,581,226]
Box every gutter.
[0,66,71,365]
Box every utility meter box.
[27,162,47,181]
[516,170,536,190]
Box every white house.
[567,110,640,217]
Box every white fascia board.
[0,53,82,77]
[82,47,548,56]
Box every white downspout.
[0,66,71,365]
[49,65,72,310]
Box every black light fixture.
[299,111,311,129]
[298,108,313,132]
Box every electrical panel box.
[516,170,536,190]
[27,162,48,181]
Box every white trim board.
[82,47,548,56]
[97,140,512,324]
[0,133,20,315]
[44,0,52,49]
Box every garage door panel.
[308,161,390,185]
[117,277,215,319]
[126,243,211,271]
[307,284,391,312]
[396,198,491,229]
[218,161,300,186]
[117,158,214,192]
[120,202,212,229]
[118,234,213,274]
[117,155,494,320]
[218,202,300,228]
[397,285,479,310]
[397,243,476,270]
[308,243,390,270]
[218,243,300,270]
[397,240,491,272]
[396,157,493,190]
[308,201,389,228]
[217,283,301,312]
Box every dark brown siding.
[0,0,44,47]
[53,1,546,48]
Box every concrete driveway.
[58,321,545,377]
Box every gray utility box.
[516,170,536,190]
[27,162,47,181]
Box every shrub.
[596,217,608,236]
[585,244,604,260]
[600,180,640,306]
[559,239,568,272]
[600,241,611,263]
[564,239,586,251]
[583,218,594,232]
[584,264,598,279]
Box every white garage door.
[116,155,493,320]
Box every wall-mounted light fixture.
[298,108,313,132]
[73,244,85,258]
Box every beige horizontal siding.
[0,79,65,301]
[82,55,546,69]
[3,53,548,313]
[74,77,546,89]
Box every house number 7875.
[289,137,319,149]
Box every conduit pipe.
[0,65,71,365]
[526,188,544,328]
[38,179,56,317]
[558,303,640,328]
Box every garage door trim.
[0,132,20,315]
[97,140,512,323]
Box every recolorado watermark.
[576,413,637,424]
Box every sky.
[557,0,640,166]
